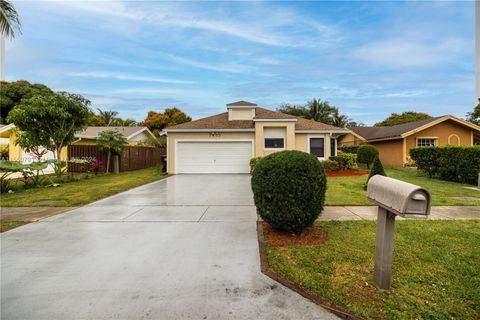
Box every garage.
[175,141,253,174]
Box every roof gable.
[75,126,153,140]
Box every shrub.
[251,150,327,235]
[330,151,358,170]
[357,145,379,168]
[322,160,341,172]
[410,146,480,185]
[0,145,8,160]
[249,157,263,173]
[338,145,359,154]
[365,156,386,189]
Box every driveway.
[1,175,336,320]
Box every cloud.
[67,71,195,84]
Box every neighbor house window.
[264,127,286,149]
[264,138,284,149]
[417,138,436,147]
[330,138,337,156]
[310,138,325,158]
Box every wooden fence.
[67,145,166,172]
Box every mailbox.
[367,175,431,217]
[367,175,432,290]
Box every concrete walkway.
[0,207,75,222]
[319,206,480,221]
[1,175,337,320]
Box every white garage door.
[176,141,252,174]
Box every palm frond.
[0,0,21,39]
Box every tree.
[144,107,192,136]
[95,109,118,126]
[357,145,379,169]
[374,112,431,127]
[466,99,480,125]
[7,91,91,159]
[0,80,53,124]
[96,130,127,173]
[277,104,310,118]
[112,117,137,127]
[330,110,351,128]
[307,98,337,123]
[0,0,21,39]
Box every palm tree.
[307,98,336,124]
[331,111,351,128]
[97,108,118,126]
[0,0,21,39]
[112,118,137,127]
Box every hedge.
[410,146,480,185]
[330,151,358,170]
[251,150,327,234]
[338,145,360,154]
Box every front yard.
[326,167,480,206]
[266,220,480,319]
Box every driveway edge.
[256,221,362,320]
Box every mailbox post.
[367,175,431,291]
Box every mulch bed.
[326,169,369,177]
[262,222,328,247]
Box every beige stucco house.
[338,115,480,167]
[163,101,349,174]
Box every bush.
[357,145,379,169]
[367,156,386,181]
[322,160,341,172]
[0,145,8,160]
[330,151,358,170]
[410,146,480,185]
[251,151,327,235]
[338,145,359,154]
[249,157,263,173]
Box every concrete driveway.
[1,175,336,320]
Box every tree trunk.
[105,151,111,173]
[113,155,120,174]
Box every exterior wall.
[228,108,255,120]
[254,122,295,157]
[166,132,255,173]
[405,120,473,151]
[338,133,365,146]
[8,130,21,161]
[368,139,404,167]
[128,131,150,143]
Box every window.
[310,138,325,158]
[330,138,337,156]
[417,138,436,147]
[265,138,284,149]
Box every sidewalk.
[319,206,480,220]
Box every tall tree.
[0,0,21,39]
[112,118,137,127]
[466,99,480,125]
[144,107,191,135]
[95,109,118,126]
[307,98,337,123]
[0,80,53,123]
[277,104,310,118]
[374,112,432,127]
[7,91,91,159]
[330,110,351,128]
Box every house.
[338,115,480,167]
[163,101,350,174]
[0,125,156,162]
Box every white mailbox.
[367,175,432,290]
[367,175,431,217]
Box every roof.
[166,107,347,132]
[75,127,154,140]
[226,100,258,107]
[349,115,480,141]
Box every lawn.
[0,220,29,232]
[266,220,480,319]
[326,167,480,206]
[0,167,169,207]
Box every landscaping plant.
[249,156,263,173]
[366,155,386,185]
[338,145,359,154]
[329,151,357,170]
[96,130,128,174]
[251,150,327,235]
[357,145,379,169]
[322,159,341,172]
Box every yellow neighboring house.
[0,125,156,163]
[163,101,350,174]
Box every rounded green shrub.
[251,150,327,235]
[249,156,263,173]
[357,145,379,168]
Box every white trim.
[0,123,16,133]
[173,139,255,174]
[253,118,297,122]
[164,128,255,133]
[296,130,351,134]
[307,134,327,160]
[126,127,156,140]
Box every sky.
[5,0,476,125]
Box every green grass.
[267,220,480,319]
[0,221,29,232]
[0,167,169,207]
[326,167,480,206]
